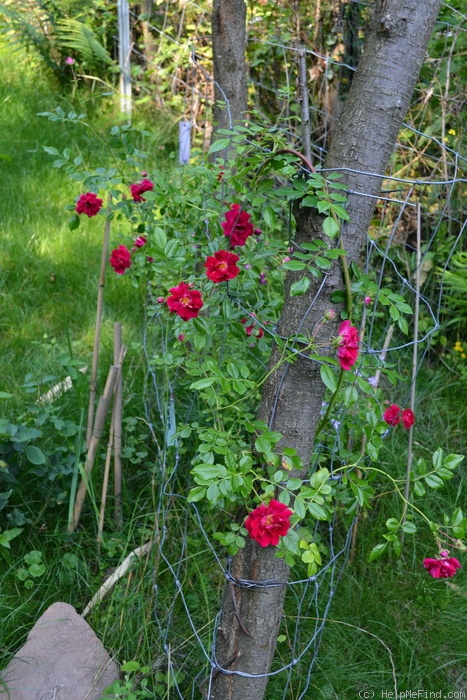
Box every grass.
[0,42,466,700]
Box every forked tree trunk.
[211,0,248,134]
[209,1,443,698]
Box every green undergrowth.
[1,42,466,700]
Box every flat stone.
[0,602,118,699]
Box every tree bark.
[208,1,443,698]
[211,0,248,135]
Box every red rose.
[133,236,147,248]
[423,555,461,579]
[245,499,293,547]
[402,408,415,429]
[336,320,359,370]
[221,203,254,247]
[241,318,264,339]
[109,245,132,274]
[383,404,401,426]
[205,250,240,283]
[130,179,154,202]
[75,192,103,217]
[166,282,204,321]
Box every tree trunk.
[208,1,442,698]
[211,0,248,135]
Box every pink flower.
[423,555,461,579]
[177,334,185,342]
[221,203,254,247]
[245,499,293,547]
[133,236,147,248]
[204,250,240,283]
[110,245,132,274]
[65,57,75,65]
[130,179,154,202]
[402,408,415,429]
[241,318,264,339]
[75,192,103,217]
[336,320,359,370]
[364,296,372,305]
[166,282,204,321]
[383,404,401,426]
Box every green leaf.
[192,464,227,481]
[317,200,331,214]
[444,453,464,470]
[206,483,220,503]
[153,227,167,250]
[320,364,337,393]
[208,138,231,153]
[290,277,311,296]
[0,528,23,549]
[424,474,444,489]
[187,486,207,503]
[190,377,216,390]
[329,203,350,221]
[307,502,328,520]
[401,521,417,534]
[282,260,307,271]
[255,435,271,453]
[68,213,80,231]
[294,497,306,519]
[432,448,443,469]
[263,207,276,229]
[0,392,13,399]
[369,542,388,562]
[25,446,46,466]
[385,518,400,531]
[322,216,340,238]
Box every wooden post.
[86,205,111,448]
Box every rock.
[0,602,118,699]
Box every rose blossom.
[402,408,415,429]
[245,499,293,547]
[336,320,359,370]
[241,318,264,339]
[75,192,103,217]
[65,56,75,65]
[423,554,462,579]
[109,245,132,274]
[383,404,401,426]
[133,236,147,248]
[204,250,240,283]
[166,282,204,321]
[364,296,372,305]
[130,179,154,202]
[221,203,254,247]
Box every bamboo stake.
[82,540,153,618]
[401,203,421,536]
[86,206,111,448]
[113,323,123,529]
[97,423,114,547]
[69,347,126,532]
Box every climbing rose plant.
[49,114,464,575]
